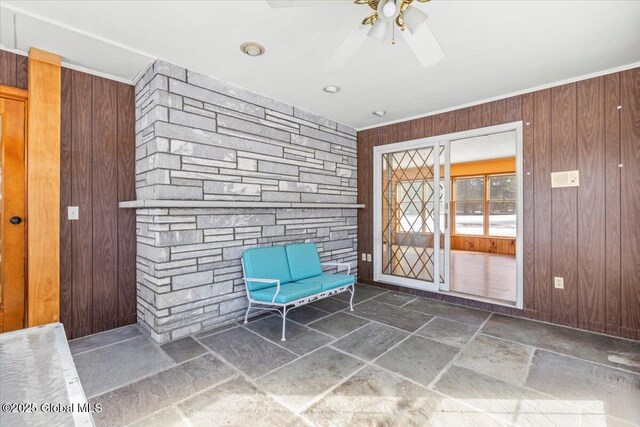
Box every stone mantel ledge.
[119,200,365,209]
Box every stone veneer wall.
[133,60,358,343]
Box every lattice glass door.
[377,142,448,290]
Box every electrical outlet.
[361,253,366,261]
[366,254,372,262]
[554,277,564,289]
[68,206,79,220]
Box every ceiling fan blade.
[401,21,445,68]
[323,23,369,72]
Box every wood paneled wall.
[0,50,28,89]
[357,67,640,340]
[60,68,136,339]
[1,50,137,339]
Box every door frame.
[373,121,524,309]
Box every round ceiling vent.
[240,42,265,57]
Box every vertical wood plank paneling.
[533,89,552,321]
[550,83,578,327]
[406,117,424,140]
[521,93,536,317]
[433,111,456,135]
[0,50,17,87]
[576,77,606,332]
[505,96,522,123]
[490,99,508,125]
[469,103,492,129]
[92,76,119,334]
[455,108,470,132]
[15,55,28,89]
[620,68,640,340]
[604,73,621,336]
[60,68,73,337]
[71,70,93,338]
[117,83,137,326]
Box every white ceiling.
[1,1,639,129]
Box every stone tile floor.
[69,283,640,426]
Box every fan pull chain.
[392,22,396,45]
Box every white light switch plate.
[68,206,79,220]
[551,170,579,188]
[554,277,564,289]
[366,254,372,262]
[361,253,366,261]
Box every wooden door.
[0,87,27,332]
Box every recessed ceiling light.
[240,42,265,57]
[323,85,341,94]
[372,110,387,117]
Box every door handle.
[9,216,22,225]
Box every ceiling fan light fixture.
[372,110,387,117]
[240,42,265,57]
[367,19,389,42]
[322,85,341,94]
[403,5,428,34]
[382,0,397,18]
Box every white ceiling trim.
[0,3,154,83]
[1,3,156,61]
[357,60,640,132]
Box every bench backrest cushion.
[242,246,292,291]
[285,243,323,281]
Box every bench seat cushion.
[243,246,292,291]
[296,274,355,291]
[285,243,323,281]
[250,282,322,304]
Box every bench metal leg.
[244,301,252,324]
[281,306,288,341]
[349,284,355,311]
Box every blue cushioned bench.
[241,243,355,341]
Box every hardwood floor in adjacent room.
[450,250,516,303]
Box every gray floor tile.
[256,347,364,411]
[68,324,141,355]
[307,312,370,338]
[287,305,330,325]
[161,336,208,363]
[179,377,298,427]
[130,407,187,426]
[376,335,459,386]
[434,365,599,426]
[194,322,238,339]
[73,336,173,398]
[199,327,296,378]
[332,283,387,304]
[90,354,235,426]
[525,349,640,423]
[304,365,499,427]
[404,298,491,326]
[482,314,640,373]
[416,317,478,347]
[351,299,433,332]
[455,334,534,385]
[372,291,415,306]
[332,322,408,361]
[245,316,332,356]
[308,297,350,313]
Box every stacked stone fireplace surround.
[128,60,359,343]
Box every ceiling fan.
[266,0,444,72]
